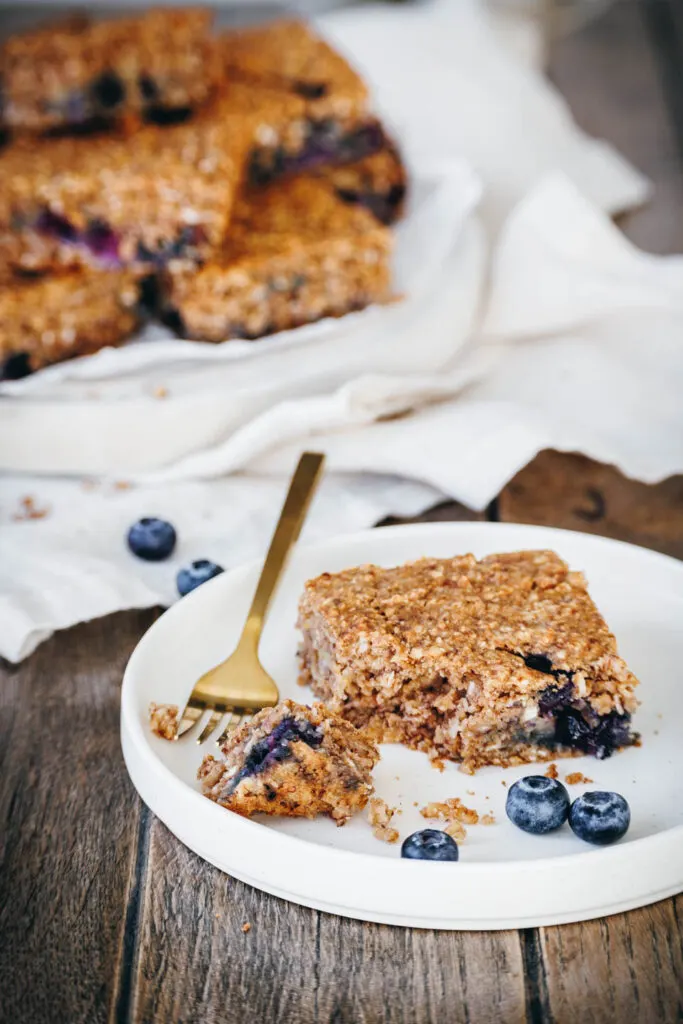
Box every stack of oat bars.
[0,10,407,377]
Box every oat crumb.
[501,780,508,787]
[114,480,132,490]
[420,798,479,825]
[367,797,397,828]
[466,790,475,796]
[480,813,496,826]
[444,820,467,842]
[12,495,50,521]
[149,702,179,740]
[430,757,446,773]
[242,922,251,933]
[373,825,400,844]
[565,772,593,786]
[154,385,169,399]
[544,762,559,779]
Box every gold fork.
[175,451,325,745]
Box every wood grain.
[131,819,526,1024]
[0,610,158,1024]
[498,450,683,559]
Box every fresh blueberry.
[401,829,459,862]
[176,559,224,597]
[569,791,631,845]
[506,775,570,835]
[127,517,177,561]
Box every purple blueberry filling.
[229,715,323,792]
[1,352,33,381]
[293,80,328,100]
[136,225,205,266]
[335,183,406,225]
[248,120,386,185]
[35,210,119,263]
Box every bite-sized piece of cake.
[319,142,408,225]
[222,19,383,184]
[298,551,640,773]
[163,175,393,342]
[0,267,141,377]
[0,90,251,273]
[0,9,220,133]
[198,699,379,825]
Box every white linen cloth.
[3,0,681,663]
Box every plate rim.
[121,520,683,929]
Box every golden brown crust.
[198,699,379,826]
[222,18,368,124]
[0,9,220,132]
[164,175,393,342]
[0,268,140,370]
[297,550,640,772]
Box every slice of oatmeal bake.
[297,550,639,773]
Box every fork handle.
[240,451,325,649]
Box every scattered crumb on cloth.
[545,762,559,779]
[565,772,593,785]
[12,495,50,521]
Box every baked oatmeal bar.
[298,551,640,773]
[222,19,384,184]
[0,9,219,133]
[0,268,141,377]
[319,142,407,225]
[163,175,392,341]
[0,90,251,273]
[198,699,379,825]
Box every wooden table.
[2,3,683,1021]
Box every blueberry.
[569,791,631,845]
[506,775,570,835]
[176,559,224,597]
[127,517,177,561]
[91,71,125,110]
[401,829,459,862]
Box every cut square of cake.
[297,550,640,773]
[0,9,220,133]
[162,174,393,342]
[197,699,379,825]
[0,89,252,273]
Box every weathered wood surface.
[1,2,683,1023]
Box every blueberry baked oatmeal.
[222,19,384,184]
[0,9,219,133]
[162,174,392,342]
[319,142,407,225]
[0,268,140,377]
[0,90,251,273]
[197,699,379,825]
[298,551,640,772]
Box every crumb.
[413,801,419,808]
[501,780,507,787]
[149,701,179,740]
[153,385,169,398]
[444,820,467,842]
[564,772,593,786]
[466,790,475,796]
[430,757,446,773]
[12,495,50,521]
[367,797,397,828]
[372,825,400,844]
[420,798,479,825]
[480,813,496,826]
[242,922,251,933]
[544,762,559,779]
[113,480,132,490]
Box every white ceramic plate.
[121,522,683,929]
